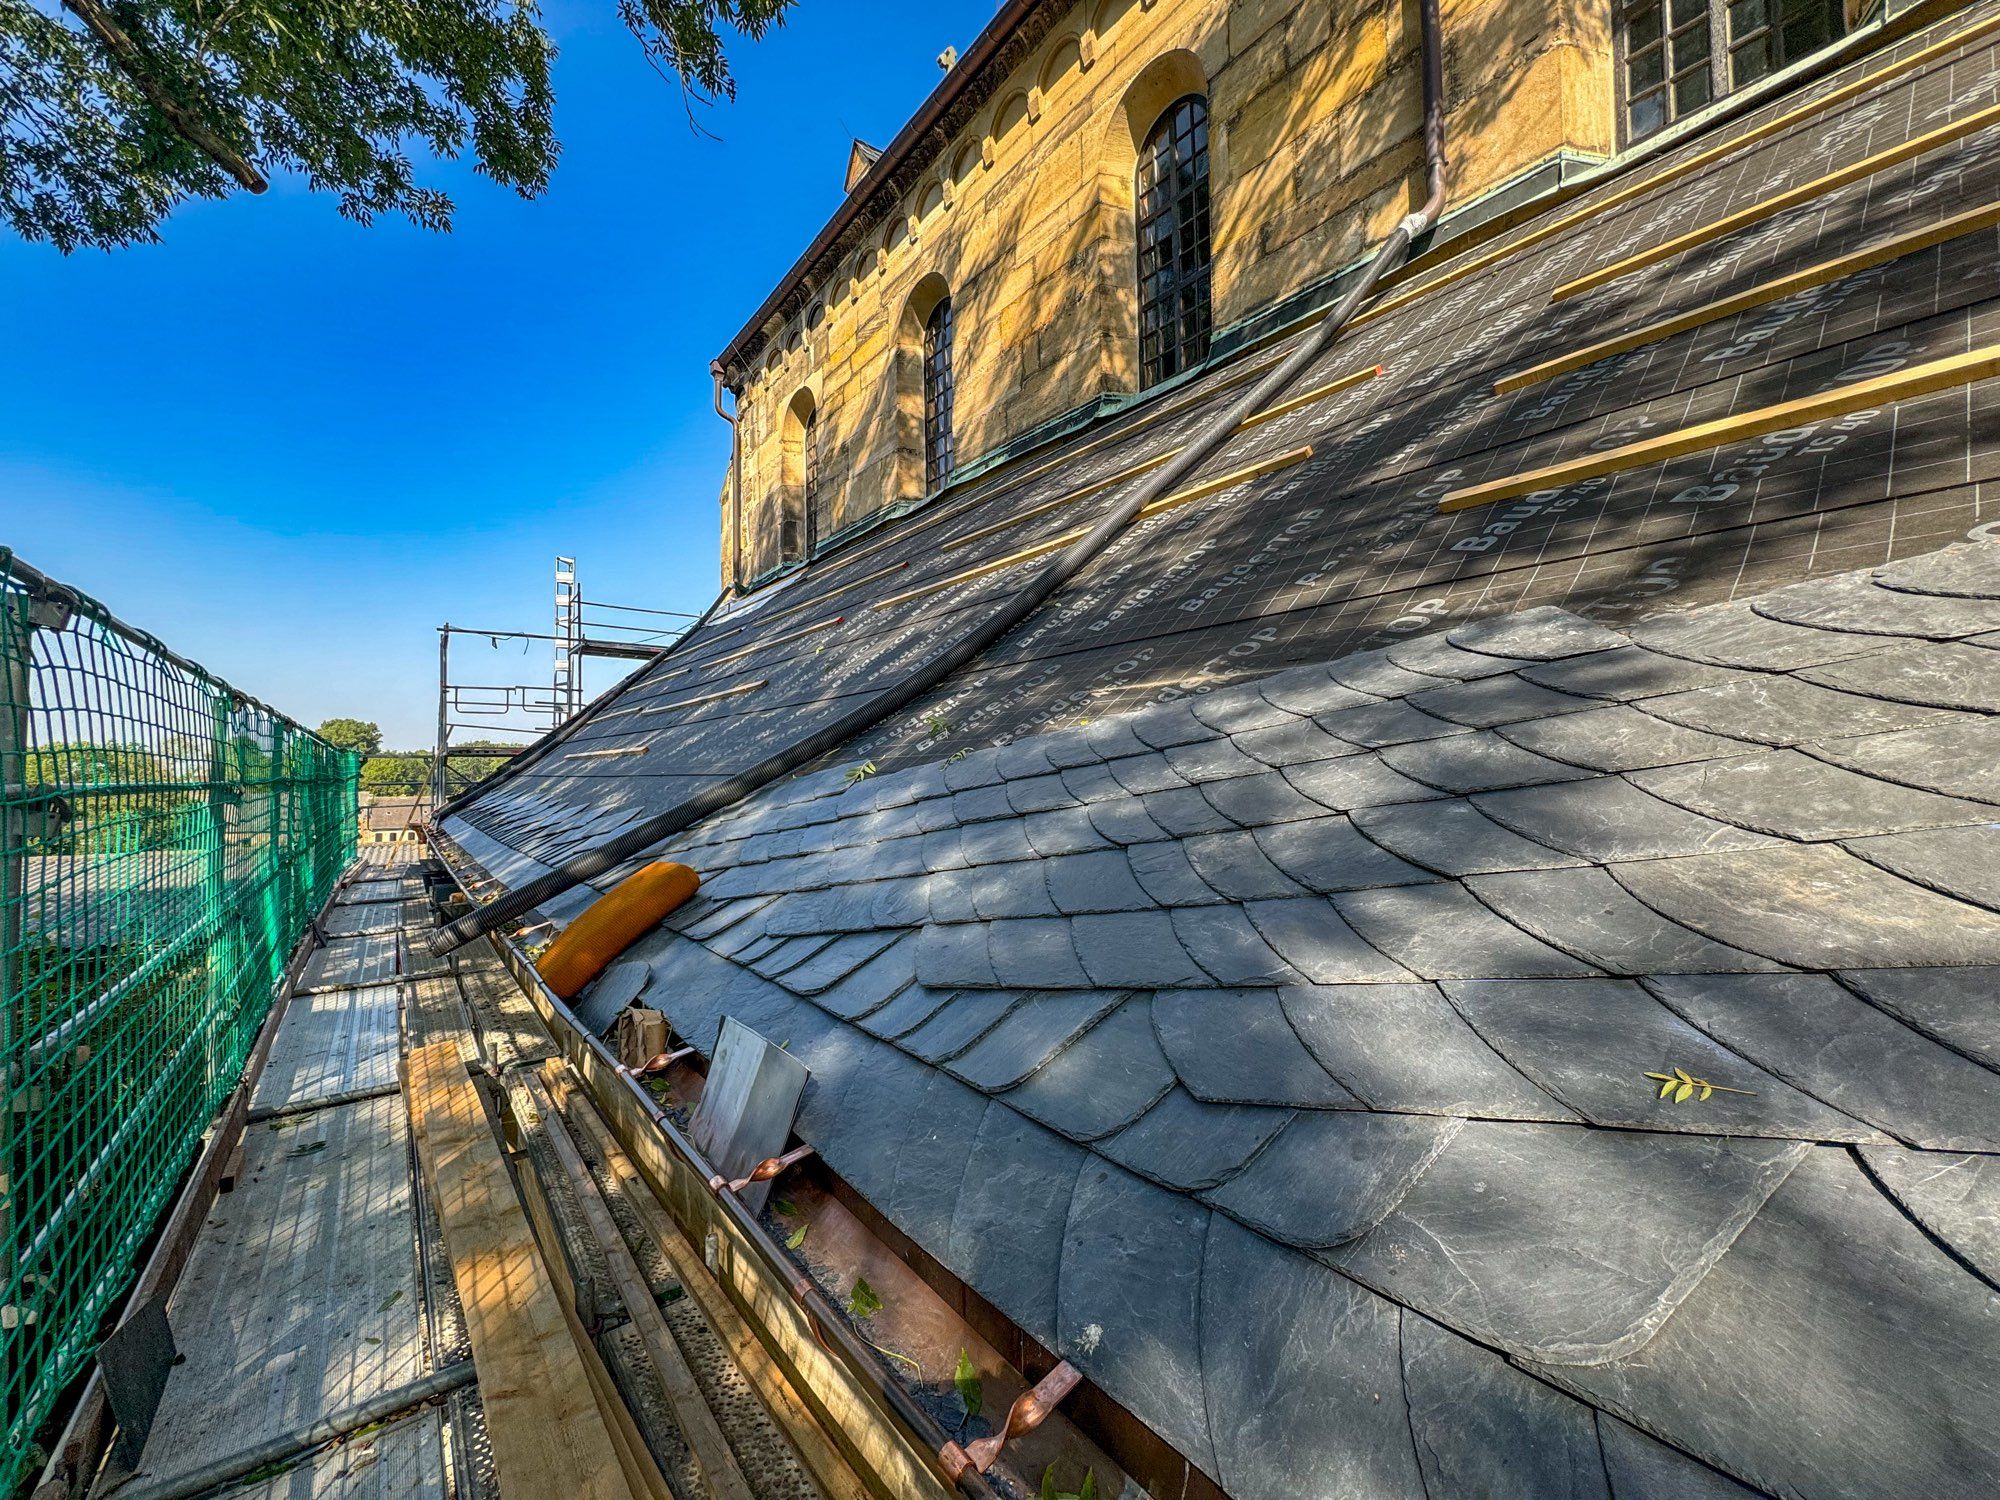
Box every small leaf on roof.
[847,1277,883,1319]
[1645,1066,1756,1104]
[953,1348,983,1424]
[786,1222,809,1251]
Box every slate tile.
[946,1106,1086,1346]
[1187,685,1300,735]
[1002,996,1175,1141]
[1379,731,1590,793]
[1252,814,1436,891]
[794,1035,933,1208]
[900,990,1026,1062]
[1466,866,1786,975]
[1020,806,1113,856]
[1628,605,1894,670]
[1039,849,1150,914]
[1838,966,2000,1069]
[1641,675,1959,746]
[1073,910,1208,987]
[1204,1112,1461,1247]
[958,819,1037,866]
[1097,1085,1292,1192]
[951,785,1018,825]
[1409,674,1600,729]
[1843,824,2000,912]
[1037,726,1102,769]
[1612,843,2000,970]
[1200,769,1338,827]
[988,917,1092,989]
[869,876,934,928]
[1446,606,1629,662]
[1499,703,1758,772]
[1172,905,1305,985]
[1873,542,2000,599]
[1084,796,1172,847]
[1058,762,1126,804]
[1535,1148,2000,1496]
[881,1072,993,1252]
[942,746,1005,791]
[1751,570,2000,639]
[1802,638,2000,711]
[1201,1216,1427,1500]
[1140,785,1239,836]
[915,923,999,989]
[1328,653,1452,698]
[1646,973,2000,1152]
[1859,1145,2000,1285]
[1810,716,2000,803]
[854,982,956,1040]
[1282,755,1446,813]
[1163,737,1267,783]
[1153,988,1358,1106]
[1633,750,1995,841]
[1083,718,1153,761]
[1126,702,1212,749]
[1257,667,1384,717]
[1390,632,1528,681]
[782,932,911,1003]
[1183,830,1308,900]
[1401,1312,1613,1500]
[1474,777,1781,862]
[1243,897,1420,983]
[1127,841,1221,907]
[1057,1163,1215,1475]
[1316,697,1472,748]
[993,738,1059,780]
[1005,773,1074,815]
[1280,983,1575,1119]
[1597,1419,1760,1500]
[1330,1121,1806,1364]
[1518,645,1735,701]
[1447,978,1875,1141]
[945,990,1129,1091]
[1230,717,1359,767]
[1331,884,1600,980]
[1349,799,1586,877]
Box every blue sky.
[1,0,997,749]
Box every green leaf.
[1659,1079,1676,1099]
[1673,1081,1694,1103]
[1079,1473,1098,1500]
[1041,1467,1060,1500]
[847,1277,883,1319]
[376,1290,404,1312]
[773,1197,800,1218]
[785,1222,809,1251]
[953,1349,983,1424]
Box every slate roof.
[444,10,2000,1497]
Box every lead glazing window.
[1137,94,1213,390]
[802,402,824,549]
[1621,0,1873,143]
[924,296,956,492]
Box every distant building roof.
[361,796,426,834]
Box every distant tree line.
[314,719,511,797]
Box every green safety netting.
[0,549,357,1490]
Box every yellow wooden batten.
[1441,344,2000,514]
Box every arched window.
[923,296,956,492]
[802,401,825,548]
[1136,94,1212,389]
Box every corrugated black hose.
[429,0,1448,958]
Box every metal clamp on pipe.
[940,1362,1083,1481]
[710,1144,816,1195]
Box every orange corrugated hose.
[534,861,701,999]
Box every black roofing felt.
[448,11,2000,1497]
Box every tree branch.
[59,0,268,192]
